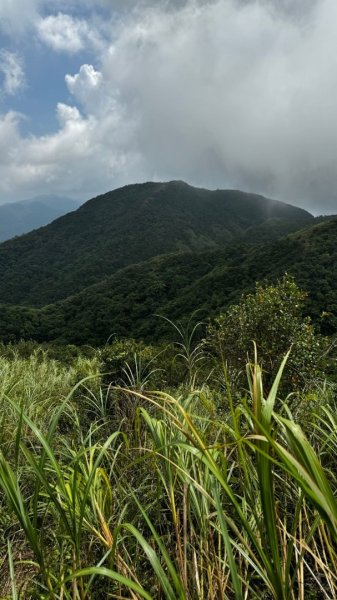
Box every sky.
[0,0,336,214]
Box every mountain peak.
[0,181,313,307]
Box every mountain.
[1,214,337,346]
[0,181,312,307]
[0,195,80,242]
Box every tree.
[207,274,327,393]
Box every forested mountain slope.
[0,181,312,306]
[1,216,336,345]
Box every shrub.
[207,274,328,393]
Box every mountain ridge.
[0,180,313,307]
[0,180,330,345]
[0,195,80,242]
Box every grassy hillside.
[0,181,312,306]
[0,216,336,345]
[0,325,336,598]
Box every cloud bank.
[1,0,337,214]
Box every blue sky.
[0,0,336,214]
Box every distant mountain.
[0,181,313,307]
[0,195,80,242]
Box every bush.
[207,274,328,393]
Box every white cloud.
[0,0,41,34]
[66,64,102,95]
[0,0,113,34]
[0,0,200,38]
[1,0,337,213]
[0,95,141,202]
[65,64,104,112]
[37,12,102,53]
[0,51,25,96]
[56,103,82,126]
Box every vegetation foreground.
[0,278,337,599]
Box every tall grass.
[0,348,336,598]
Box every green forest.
[0,181,335,346]
[1,215,337,345]
[0,182,337,598]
